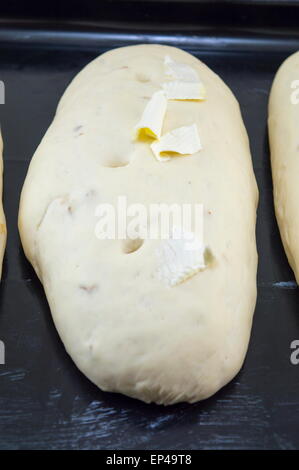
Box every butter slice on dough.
[151,123,202,161]
[156,226,206,286]
[164,55,199,82]
[18,45,258,405]
[162,80,206,101]
[134,90,167,139]
[163,55,206,101]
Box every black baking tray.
[1,0,299,450]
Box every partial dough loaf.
[0,134,6,277]
[18,45,258,404]
[269,52,299,282]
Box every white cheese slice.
[164,55,199,82]
[134,90,167,140]
[156,226,207,286]
[162,80,206,101]
[150,123,202,161]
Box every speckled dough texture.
[0,134,6,278]
[18,45,258,405]
[269,51,299,283]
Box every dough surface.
[19,45,258,404]
[0,134,6,278]
[269,51,299,282]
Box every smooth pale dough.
[0,134,6,277]
[269,51,299,282]
[18,45,258,405]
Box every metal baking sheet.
[1,15,299,450]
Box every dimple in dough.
[0,134,6,278]
[18,45,258,405]
[269,51,299,282]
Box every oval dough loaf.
[0,134,6,277]
[269,51,299,282]
[18,45,258,404]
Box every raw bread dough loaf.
[18,45,258,405]
[269,51,299,282]
[0,134,6,277]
